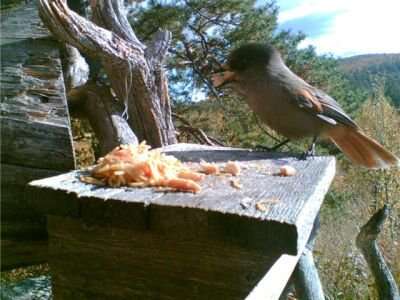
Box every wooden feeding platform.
[29,144,336,299]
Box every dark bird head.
[227,43,278,73]
[211,43,281,88]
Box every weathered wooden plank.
[47,215,281,300]
[0,3,49,45]
[1,163,61,187]
[1,239,48,270]
[30,144,336,254]
[1,2,75,269]
[0,163,58,269]
[1,118,75,170]
[1,219,46,239]
[0,163,58,219]
[0,1,75,170]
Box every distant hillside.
[339,53,400,107]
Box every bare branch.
[173,113,225,146]
[181,40,221,100]
[356,205,400,300]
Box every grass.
[1,264,50,285]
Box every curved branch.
[39,0,144,57]
[356,205,400,300]
[173,113,225,146]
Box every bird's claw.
[121,106,129,120]
[299,143,316,160]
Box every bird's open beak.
[211,64,237,88]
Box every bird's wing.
[294,86,358,129]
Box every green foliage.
[344,85,400,213]
[339,53,400,107]
[131,0,280,102]
[0,0,25,11]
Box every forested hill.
[339,53,400,107]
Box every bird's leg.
[256,139,290,152]
[121,101,129,120]
[300,136,318,160]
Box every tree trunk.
[69,82,139,155]
[38,0,177,147]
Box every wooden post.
[0,2,75,269]
[293,215,325,300]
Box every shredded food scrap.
[199,160,220,175]
[223,161,241,176]
[80,142,205,193]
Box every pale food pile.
[80,142,242,193]
[80,142,296,193]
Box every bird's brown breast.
[238,79,331,139]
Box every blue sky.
[276,0,400,57]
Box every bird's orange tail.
[327,126,399,169]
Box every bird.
[211,43,399,169]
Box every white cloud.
[278,0,400,56]
[278,0,346,23]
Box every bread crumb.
[230,179,242,189]
[279,165,296,176]
[256,201,269,212]
[255,197,280,212]
[200,161,220,175]
[223,161,241,176]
